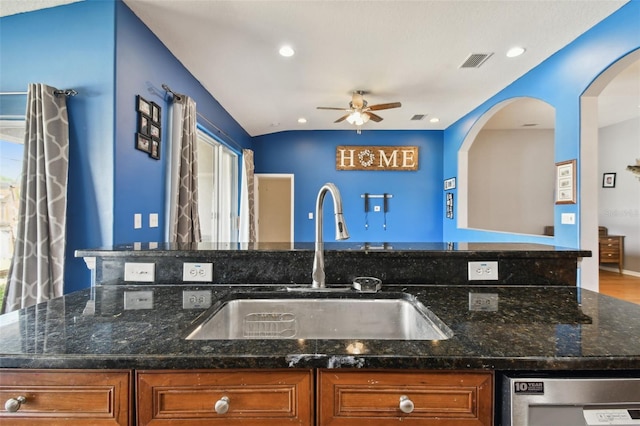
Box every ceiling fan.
[317,91,401,131]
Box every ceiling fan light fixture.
[346,111,369,126]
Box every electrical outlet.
[124,290,154,310]
[182,262,213,282]
[469,293,499,311]
[468,261,499,281]
[183,290,212,309]
[124,262,155,282]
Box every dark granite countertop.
[77,241,591,258]
[1,283,638,371]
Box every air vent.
[411,114,426,121]
[460,53,493,69]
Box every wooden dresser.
[599,228,625,274]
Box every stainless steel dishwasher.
[501,375,640,426]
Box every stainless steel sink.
[185,293,453,340]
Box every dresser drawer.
[137,369,313,425]
[317,369,493,425]
[0,369,131,425]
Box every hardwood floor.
[599,269,640,305]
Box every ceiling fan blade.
[366,112,383,122]
[317,106,351,111]
[367,102,402,111]
[334,114,350,123]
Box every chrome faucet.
[312,183,350,288]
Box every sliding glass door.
[196,129,238,243]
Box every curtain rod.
[0,89,77,97]
[162,83,244,152]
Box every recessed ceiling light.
[297,117,307,124]
[279,45,295,57]
[506,46,526,58]
[429,117,440,123]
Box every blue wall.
[0,0,253,293]
[1,0,639,293]
[1,1,116,292]
[443,0,640,248]
[253,130,443,243]
[113,2,252,244]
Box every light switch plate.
[124,262,155,282]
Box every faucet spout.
[312,183,350,288]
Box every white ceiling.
[2,0,637,135]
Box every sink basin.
[185,292,453,340]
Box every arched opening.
[580,50,640,292]
[459,97,556,235]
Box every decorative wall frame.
[555,159,576,204]
[136,133,151,153]
[444,177,456,190]
[135,95,162,160]
[150,140,160,160]
[602,173,616,188]
[446,192,454,219]
[602,172,616,188]
[137,95,151,115]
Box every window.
[196,127,238,243]
[0,118,26,302]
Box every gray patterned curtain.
[166,94,201,243]
[239,149,256,243]
[2,84,69,313]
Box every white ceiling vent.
[410,114,426,121]
[460,53,494,69]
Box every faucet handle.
[352,277,382,293]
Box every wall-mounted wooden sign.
[336,146,419,171]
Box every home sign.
[336,146,419,171]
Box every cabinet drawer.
[137,369,313,425]
[317,370,493,425]
[0,369,131,425]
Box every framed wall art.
[555,159,576,204]
[136,133,151,153]
[444,177,456,190]
[602,172,616,188]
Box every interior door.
[255,174,294,244]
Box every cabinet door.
[0,369,131,425]
[137,369,313,425]
[317,369,493,425]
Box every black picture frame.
[138,112,150,136]
[136,95,151,116]
[603,172,616,188]
[151,102,161,123]
[149,122,161,140]
[136,133,151,153]
[150,139,160,160]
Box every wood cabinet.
[136,369,313,425]
[0,369,131,425]
[317,369,493,425]
[599,234,625,273]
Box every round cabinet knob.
[399,395,414,414]
[214,396,230,414]
[5,396,27,413]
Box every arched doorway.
[580,50,640,292]
[459,97,556,236]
